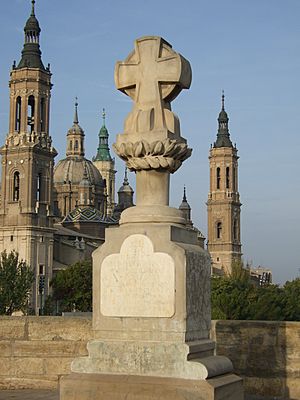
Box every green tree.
[282,278,300,321]
[248,284,285,321]
[46,260,92,314]
[211,275,254,320]
[211,261,300,322]
[211,260,253,320]
[0,250,34,315]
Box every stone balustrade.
[0,317,299,399]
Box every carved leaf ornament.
[113,138,192,173]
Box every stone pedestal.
[60,223,243,399]
[60,373,243,400]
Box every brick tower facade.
[207,94,242,275]
[0,1,57,313]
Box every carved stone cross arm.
[115,36,192,107]
[114,36,192,174]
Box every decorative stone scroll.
[114,36,192,173]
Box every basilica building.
[0,2,134,314]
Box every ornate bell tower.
[207,93,242,275]
[0,0,57,313]
[93,109,116,216]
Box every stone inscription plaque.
[101,234,175,317]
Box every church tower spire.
[66,98,85,158]
[93,109,116,216]
[0,1,57,314]
[214,91,233,148]
[17,0,45,70]
[94,109,112,162]
[207,94,242,275]
[179,185,192,228]
[117,168,134,210]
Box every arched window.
[40,98,45,131]
[216,167,221,189]
[74,140,79,150]
[226,167,230,189]
[232,166,236,191]
[36,173,42,202]
[13,172,20,201]
[64,196,67,216]
[28,95,35,132]
[69,140,73,151]
[216,221,222,239]
[15,97,22,132]
[233,219,238,241]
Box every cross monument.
[60,36,244,400]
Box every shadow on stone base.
[60,373,243,400]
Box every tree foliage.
[212,262,300,321]
[0,250,34,315]
[282,278,300,321]
[45,260,92,314]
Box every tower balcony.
[5,131,54,152]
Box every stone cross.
[115,37,191,132]
[113,36,192,176]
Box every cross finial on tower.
[123,167,129,185]
[31,0,36,16]
[183,185,187,202]
[74,97,79,124]
[102,108,106,126]
[222,90,225,111]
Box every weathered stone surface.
[0,359,14,377]
[93,224,211,342]
[0,318,26,340]
[60,373,243,400]
[0,341,12,357]
[0,318,299,398]
[0,389,59,399]
[212,320,300,399]
[27,317,92,341]
[0,316,92,390]
[101,234,175,317]
[12,341,88,357]
[72,340,231,380]
[44,358,74,376]
[14,358,45,377]
[0,377,57,390]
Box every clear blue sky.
[0,0,299,284]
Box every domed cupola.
[66,98,85,158]
[17,0,45,70]
[53,100,106,218]
[54,99,102,186]
[214,91,233,148]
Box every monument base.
[60,372,243,400]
